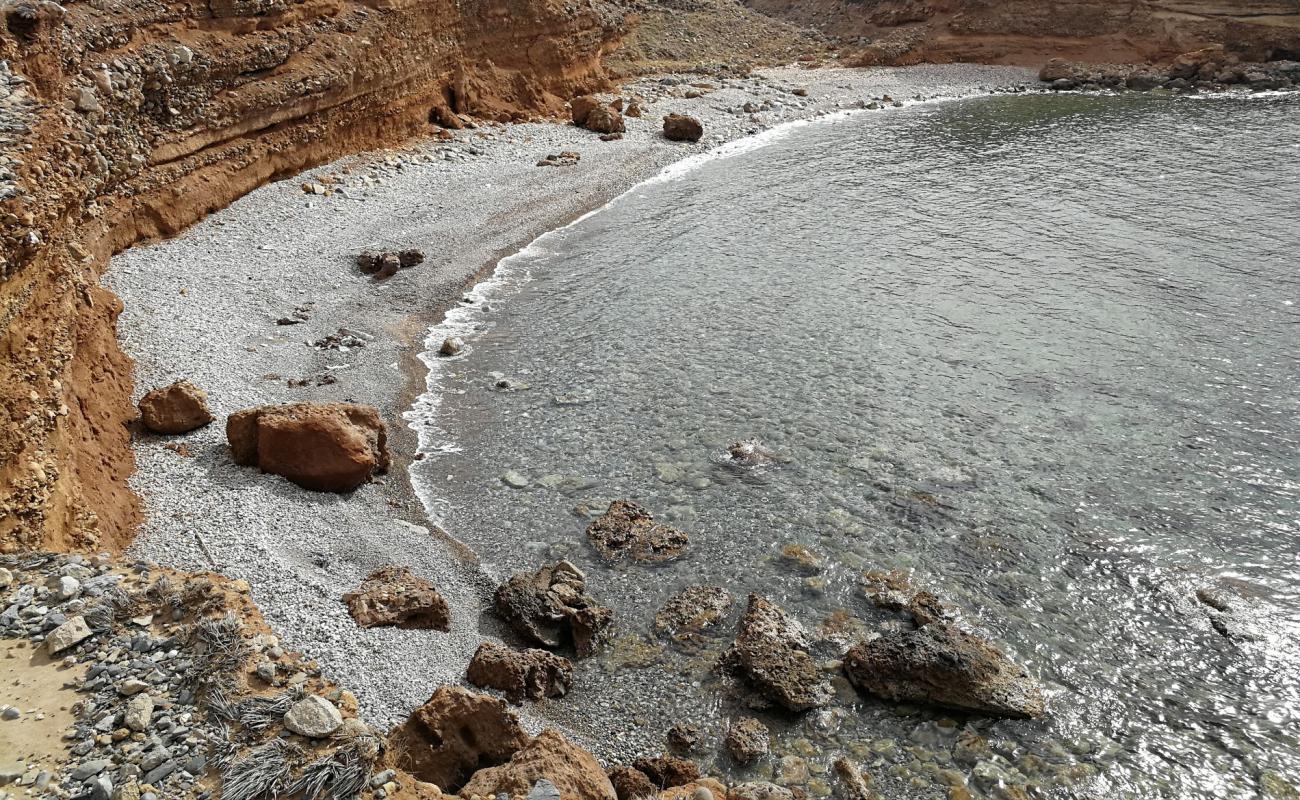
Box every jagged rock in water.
[343,565,450,631]
[860,568,955,627]
[718,594,832,712]
[662,114,704,142]
[832,758,874,800]
[653,585,732,644]
[728,438,777,465]
[389,686,530,791]
[493,561,613,658]
[725,717,770,764]
[842,622,1045,718]
[585,500,689,565]
[458,728,616,800]
[138,380,213,435]
[466,641,573,703]
[226,402,389,492]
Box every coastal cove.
[100,66,1300,800]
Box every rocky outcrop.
[584,105,627,134]
[744,0,1300,67]
[458,729,617,800]
[1038,50,1300,91]
[725,717,770,764]
[0,0,626,553]
[342,565,450,631]
[493,561,614,657]
[390,686,531,791]
[226,402,390,492]
[467,641,574,703]
[719,594,832,712]
[585,500,690,565]
[137,381,213,435]
[662,114,704,142]
[842,623,1045,718]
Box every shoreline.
[103,63,1038,759]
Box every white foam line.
[401,87,1037,524]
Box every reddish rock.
[631,755,699,789]
[226,402,389,492]
[467,641,573,703]
[493,561,614,658]
[389,686,531,791]
[662,114,703,142]
[585,500,689,565]
[458,728,616,800]
[725,717,770,764]
[570,95,601,126]
[625,102,643,118]
[654,586,732,645]
[609,765,657,800]
[843,622,1045,718]
[343,565,450,631]
[584,105,625,134]
[138,380,213,435]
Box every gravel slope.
[105,64,1037,759]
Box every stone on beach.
[390,686,530,790]
[46,615,93,653]
[718,594,832,712]
[466,641,573,703]
[493,561,614,658]
[283,695,343,737]
[662,114,704,142]
[842,622,1045,718]
[585,500,689,564]
[458,728,616,800]
[609,765,657,800]
[138,380,213,435]
[226,402,389,492]
[343,565,450,631]
[584,105,625,135]
[569,95,601,126]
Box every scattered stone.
[730,782,794,800]
[343,565,450,630]
[390,686,530,790]
[467,641,574,703]
[632,755,699,789]
[46,615,93,653]
[843,623,1045,718]
[609,765,657,800]
[792,87,809,96]
[725,717,770,764]
[493,562,613,658]
[719,594,832,712]
[227,402,390,492]
[123,693,153,732]
[439,336,466,356]
[728,438,778,465]
[282,695,343,738]
[459,728,617,800]
[665,723,701,753]
[831,758,873,800]
[537,151,581,167]
[599,133,623,142]
[662,114,704,142]
[138,381,213,435]
[653,586,732,644]
[585,500,690,564]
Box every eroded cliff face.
[0,0,624,553]
[742,0,1300,65]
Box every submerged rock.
[389,686,530,790]
[493,561,614,658]
[842,623,1045,718]
[226,402,389,492]
[343,565,450,631]
[467,641,573,703]
[458,728,616,800]
[585,500,689,565]
[653,585,732,644]
[138,380,213,435]
[719,594,832,712]
[725,717,770,764]
[728,438,777,465]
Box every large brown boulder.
[226,402,389,492]
[493,561,614,658]
[842,622,1045,718]
[608,765,656,800]
[458,728,616,800]
[138,380,213,435]
[584,105,625,135]
[586,500,689,565]
[662,114,703,143]
[467,641,573,703]
[719,594,832,712]
[570,95,601,126]
[343,565,450,631]
[389,686,531,791]
[631,755,699,789]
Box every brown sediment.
[0,0,627,554]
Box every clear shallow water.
[411,93,1300,799]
